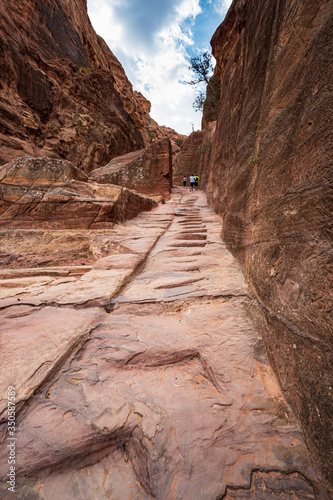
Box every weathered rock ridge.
[178,0,332,492]
[90,139,172,199]
[0,156,156,231]
[0,0,183,170]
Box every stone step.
[0,265,92,279]
[0,190,325,500]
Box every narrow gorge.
[0,0,332,499]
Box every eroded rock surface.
[89,139,172,199]
[173,124,215,186]
[0,156,157,230]
[173,131,204,186]
[0,191,328,499]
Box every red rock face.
[89,139,173,199]
[197,0,333,491]
[173,124,216,186]
[173,131,204,185]
[0,0,179,171]
[0,156,157,229]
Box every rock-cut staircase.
[0,190,328,499]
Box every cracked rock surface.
[0,191,328,499]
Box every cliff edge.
[0,0,180,171]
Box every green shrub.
[249,155,259,165]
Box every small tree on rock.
[188,52,214,86]
[193,91,206,112]
[187,52,214,112]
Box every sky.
[87,0,232,135]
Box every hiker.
[183,175,187,187]
[194,175,199,191]
[189,174,195,191]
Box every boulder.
[89,139,172,199]
[0,156,157,229]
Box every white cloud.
[210,0,233,16]
[87,0,223,135]
[88,0,123,46]
[175,0,201,20]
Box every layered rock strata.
[0,156,156,232]
[89,139,172,199]
[194,0,333,491]
[0,191,328,499]
[0,0,181,170]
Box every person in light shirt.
[189,174,195,191]
[183,176,187,187]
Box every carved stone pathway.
[0,190,328,499]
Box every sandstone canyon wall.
[192,0,332,490]
[0,0,177,171]
[173,124,215,186]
